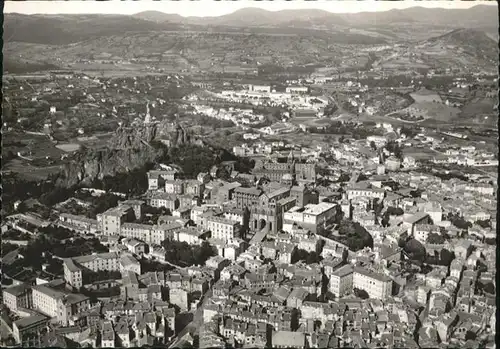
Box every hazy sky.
[5,0,496,17]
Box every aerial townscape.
[1,1,498,348]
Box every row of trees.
[293,249,322,265]
[161,240,217,267]
[20,235,109,273]
[385,140,404,160]
[402,238,455,267]
[332,219,374,252]
[446,213,473,231]
[38,225,76,240]
[195,115,235,129]
[90,163,154,196]
[308,121,384,140]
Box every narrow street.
[168,287,214,348]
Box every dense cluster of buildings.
[4,138,496,347]
[2,76,497,348]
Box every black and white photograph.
[1,0,498,348]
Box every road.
[168,287,214,348]
[249,227,268,245]
[428,147,497,180]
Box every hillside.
[6,5,497,47]
[4,13,180,45]
[393,28,498,73]
[3,30,386,72]
[132,5,498,30]
[133,11,185,23]
[427,28,497,49]
[423,28,498,62]
[385,5,499,28]
[190,8,349,27]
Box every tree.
[335,219,373,251]
[353,288,369,299]
[1,277,13,286]
[306,251,321,265]
[370,141,377,151]
[465,331,477,341]
[336,173,350,183]
[448,214,472,231]
[381,212,390,227]
[477,281,496,295]
[400,126,417,138]
[410,189,422,198]
[484,237,495,245]
[1,243,18,257]
[475,220,491,229]
[439,249,455,267]
[194,241,217,266]
[39,186,76,206]
[372,198,383,216]
[333,205,344,225]
[427,233,445,244]
[38,225,75,240]
[91,193,121,217]
[404,239,426,263]
[386,206,404,216]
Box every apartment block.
[329,264,354,298]
[97,206,135,236]
[148,192,179,211]
[353,267,392,300]
[3,283,33,312]
[206,215,241,241]
[63,252,120,288]
[32,284,90,326]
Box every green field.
[404,148,436,161]
[3,159,62,181]
[56,143,81,152]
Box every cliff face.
[59,147,161,186]
[58,121,198,187]
[108,121,191,149]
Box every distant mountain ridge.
[4,5,498,46]
[133,4,498,29]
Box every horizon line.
[4,1,496,18]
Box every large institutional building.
[32,283,90,326]
[252,153,316,184]
[63,252,141,289]
[327,264,393,300]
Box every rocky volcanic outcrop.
[108,121,192,149]
[58,121,199,187]
[59,147,161,186]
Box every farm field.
[3,159,62,181]
[289,117,332,127]
[404,147,437,161]
[408,102,461,122]
[3,132,66,159]
[56,143,81,152]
